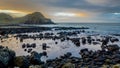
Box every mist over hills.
[0,12,54,25]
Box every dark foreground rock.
[0,46,15,68]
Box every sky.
[0,0,120,23]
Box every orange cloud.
[76,13,88,17]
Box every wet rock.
[22,44,26,48]
[0,45,4,49]
[55,42,58,44]
[93,41,100,45]
[42,43,50,50]
[29,65,42,68]
[87,36,92,44]
[112,64,120,68]
[92,39,95,41]
[42,51,48,57]
[28,49,33,53]
[0,46,15,67]
[102,40,108,46]
[26,44,32,48]
[71,38,80,46]
[107,44,119,52]
[61,38,66,42]
[20,38,23,42]
[96,39,101,42]
[24,49,27,52]
[62,62,75,68]
[30,51,43,65]
[110,37,119,43]
[80,48,89,58]
[81,37,86,45]
[31,43,36,48]
[14,56,30,68]
[64,52,72,58]
[80,48,88,53]
[42,43,47,50]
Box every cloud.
[0,0,120,22]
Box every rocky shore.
[0,26,120,68]
[0,42,120,68]
[0,26,89,35]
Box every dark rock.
[64,52,72,58]
[42,43,50,50]
[14,56,30,68]
[93,42,100,45]
[80,48,88,53]
[26,44,31,48]
[20,38,23,42]
[0,46,15,67]
[87,36,92,44]
[24,49,27,52]
[31,43,36,48]
[82,37,86,45]
[22,44,26,48]
[55,42,58,44]
[110,37,119,43]
[30,51,43,65]
[0,61,6,68]
[71,38,80,46]
[42,51,48,57]
[107,44,119,52]
[27,49,33,53]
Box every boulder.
[110,37,119,43]
[0,46,15,67]
[30,51,43,65]
[62,62,75,68]
[107,44,119,52]
[14,56,30,68]
[81,38,86,45]
[29,65,42,68]
[64,52,72,58]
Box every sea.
[28,23,120,35]
[1,23,120,61]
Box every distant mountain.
[0,13,13,24]
[21,12,54,24]
[0,12,54,25]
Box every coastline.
[0,23,120,68]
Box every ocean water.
[1,23,120,61]
[34,23,120,34]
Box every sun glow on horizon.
[0,9,28,17]
[54,12,76,17]
[53,12,88,17]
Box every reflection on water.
[0,32,104,61]
[1,23,120,61]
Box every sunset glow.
[0,0,120,22]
